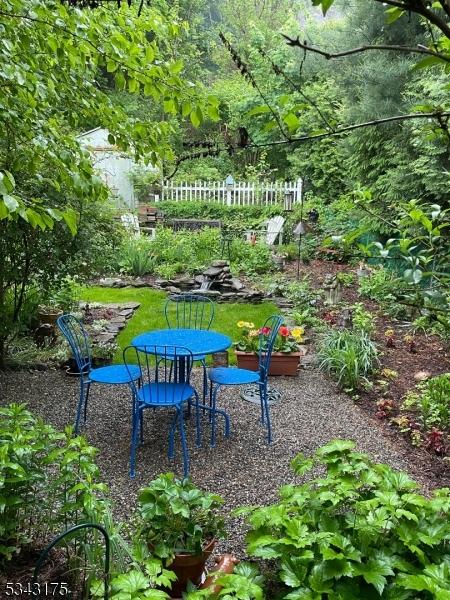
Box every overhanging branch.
[282,35,450,64]
[167,110,450,179]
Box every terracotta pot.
[165,539,216,598]
[38,307,63,326]
[235,351,301,376]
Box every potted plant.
[234,321,305,376]
[37,301,63,326]
[136,473,225,598]
[91,340,118,367]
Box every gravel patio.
[1,365,449,557]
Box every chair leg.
[168,410,177,459]
[210,384,220,448]
[194,391,201,448]
[75,378,89,434]
[260,384,272,444]
[201,360,208,406]
[178,406,189,479]
[129,406,140,478]
[139,409,144,444]
[83,381,91,424]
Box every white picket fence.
[160,178,302,206]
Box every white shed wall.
[77,128,136,209]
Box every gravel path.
[1,366,448,558]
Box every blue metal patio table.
[131,328,232,445]
[131,328,232,380]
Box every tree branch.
[167,111,450,178]
[257,46,335,131]
[282,35,450,64]
[372,0,450,39]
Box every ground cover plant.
[240,439,450,599]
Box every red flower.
[279,326,290,337]
[260,326,271,335]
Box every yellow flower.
[291,327,304,340]
[246,322,255,329]
[237,321,246,328]
[249,329,259,337]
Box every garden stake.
[33,523,110,600]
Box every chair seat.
[209,367,260,386]
[89,364,141,385]
[137,382,195,406]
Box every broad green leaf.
[247,105,271,117]
[62,208,78,236]
[283,112,300,131]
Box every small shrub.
[351,302,376,334]
[118,237,157,276]
[336,271,356,287]
[402,373,450,431]
[358,266,409,318]
[239,439,450,599]
[318,329,379,390]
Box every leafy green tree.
[0,0,217,363]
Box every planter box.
[235,351,301,376]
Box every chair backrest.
[258,314,284,380]
[266,216,285,245]
[57,314,91,374]
[123,345,194,404]
[120,213,141,237]
[164,294,215,330]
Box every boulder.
[203,266,222,277]
[211,260,229,267]
[230,278,245,291]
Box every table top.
[131,328,232,357]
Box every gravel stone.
[1,367,448,559]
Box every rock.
[119,308,134,318]
[107,324,123,333]
[133,280,147,288]
[112,280,127,288]
[211,260,229,267]
[110,316,126,323]
[414,371,432,381]
[95,333,115,343]
[98,278,122,287]
[230,278,245,291]
[121,302,140,310]
[190,289,221,297]
[203,266,222,277]
[155,279,169,287]
[194,275,204,284]
[167,286,181,294]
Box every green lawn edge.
[80,286,278,365]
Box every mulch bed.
[283,258,450,476]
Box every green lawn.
[81,287,277,364]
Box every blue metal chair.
[123,344,200,479]
[57,314,141,434]
[208,315,284,446]
[164,294,215,400]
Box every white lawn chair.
[120,213,140,237]
[266,215,285,245]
